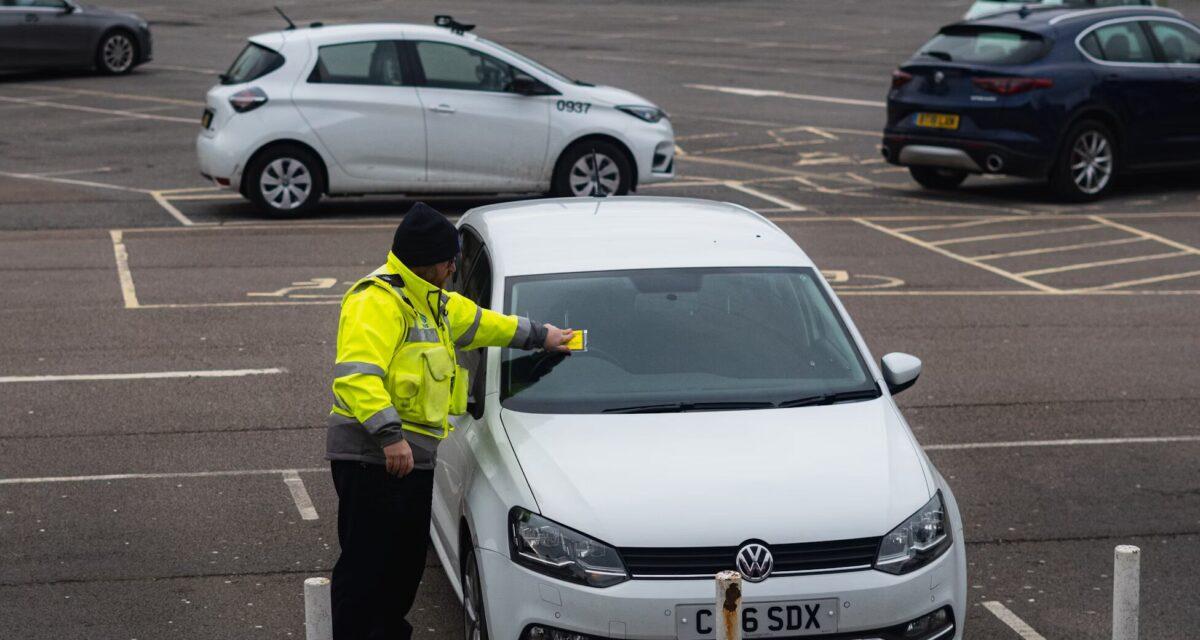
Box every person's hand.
[543,324,574,353]
[384,440,414,477]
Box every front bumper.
[626,119,675,187]
[881,132,1050,179]
[476,544,963,640]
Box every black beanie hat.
[392,202,460,267]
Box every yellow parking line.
[722,181,807,211]
[854,218,1061,292]
[1080,269,1200,292]
[1089,215,1200,255]
[893,217,1022,233]
[970,236,1148,261]
[165,193,244,201]
[1016,250,1190,277]
[929,223,1105,246]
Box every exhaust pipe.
[985,154,1004,173]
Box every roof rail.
[434,15,475,35]
[1048,5,1181,25]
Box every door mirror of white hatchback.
[881,352,922,396]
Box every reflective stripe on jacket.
[326,252,542,465]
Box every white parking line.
[929,224,1106,247]
[686,84,886,108]
[1016,250,1190,278]
[925,435,1200,451]
[283,470,319,520]
[0,96,195,123]
[0,468,324,486]
[970,236,1148,261]
[0,368,285,384]
[0,169,150,194]
[150,190,199,226]
[10,84,205,107]
[982,601,1047,640]
[722,181,807,211]
[109,230,140,309]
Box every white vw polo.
[433,197,967,640]
[196,17,674,216]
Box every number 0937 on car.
[676,598,839,639]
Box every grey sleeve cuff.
[374,425,406,448]
[509,317,548,350]
[364,406,405,447]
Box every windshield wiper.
[602,401,775,414]
[776,389,881,408]
[920,50,953,61]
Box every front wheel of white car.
[462,548,490,640]
[552,141,632,197]
[245,145,324,217]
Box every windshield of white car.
[477,37,581,84]
[500,267,880,414]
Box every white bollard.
[1112,545,1140,640]
[716,570,743,640]
[304,577,332,640]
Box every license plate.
[676,599,839,639]
[915,112,959,130]
[201,108,213,129]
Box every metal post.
[1112,545,1140,640]
[716,570,743,640]
[304,577,332,640]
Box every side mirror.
[881,352,922,396]
[509,74,543,96]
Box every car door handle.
[428,104,456,114]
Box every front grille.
[620,537,881,579]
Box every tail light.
[972,77,1053,95]
[891,70,913,89]
[229,87,268,112]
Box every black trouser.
[330,461,434,640]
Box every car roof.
[460,197,816,278]
[960,5,1182,31]
[250,22,478,46]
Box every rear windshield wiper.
[920,50,953,61]
[602,401,775,414]
[776,389,881,408]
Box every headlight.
[616,105,666,123]
[509,507,628,587]
[875,491,952,575]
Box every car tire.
[462,548,490,640]
[245,145,324,217]
[908,166,968,190]
[1051,120,1117,202]
[96,30,137,75]
[552,141,632,197]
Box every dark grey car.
[0,0,151,74]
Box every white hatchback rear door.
[292,39,427,186]
[411,40,551,191]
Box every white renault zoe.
[196,18,674,216]
[434,197,967,640]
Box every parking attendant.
[196,17,675,215]
[433,197,967,640]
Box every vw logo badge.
[934,71,945,84]
[736,543,774,583]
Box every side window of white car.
[414,41,518,93]
[308,40,406,86]
[454,228,492,419]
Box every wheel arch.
[1057,106,1124,171]
[239,139,330,196]
[553,133,639,191]
[95,26,139,70]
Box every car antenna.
[434,15,475,35]
[274,6,296,30]
[589,148,608,198]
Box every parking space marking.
[982,602,1047,640]
[150,190,200,226]
[0,467,324,486]
[970,237,1148,261]
[1016,250,1190,278]
[929,224,1105,247]
[925,434,1200,451]
[0,169,150,194]
[854,218,1060,292]
[109,230,140,309]
[722,181,807,211]
[1084,269,1200,292]
[1090,214,1200,256]
[7,84,205,107]
[0,96,195,124]
[893,217,1024,233]
[0,368,284,384]
[283,470,319,520]
[686,83,886,108]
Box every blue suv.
[883,6,1200,200]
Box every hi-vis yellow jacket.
[326,252,543,465]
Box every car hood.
[576,83,659,109]
[500,399,932,548]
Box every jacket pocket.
[449,365,469,416]
[413,345,453,426]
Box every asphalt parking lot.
[2,1,1199,639]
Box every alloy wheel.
[260,158,312,211]
[463,553,485,640]
[568,152,620,196]
[103,34,134,73]
[1069,130,1113,195]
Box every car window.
[1147,21,1200,64]
[222,43,285,85]
[453,228,492,419]
[309,41,405,86]
[500,267,878,414]
[1090,22,1156,63]
[917,28,1048,65]
[415,41,518,92]
[6,0,69,6]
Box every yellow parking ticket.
[565,329,588,352]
